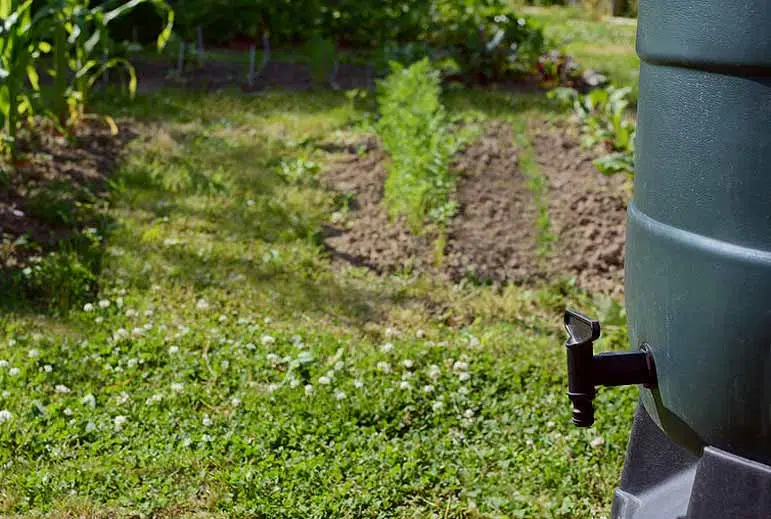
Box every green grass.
[524,6,639,99]
[0,88,635,518]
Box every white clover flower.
[453,360,469,372]
[85,421,96,433]
[458,372,471,382]
[95,316,104,324]
[117,392,130,404]
[55,385,71,394]
[291,335,303,347]
[81,394,96,408]
[334,360,344,371]
[590,436,605,448]
[266,353,280,364]
[145,393,163,405]
[196,299,210,311]
[125,309,138,318]
[202,414,212,426]
[401,371,413,380]
[432,401,444,411]
[83,303,94,312]
[263,317,272,324]
[218,315,227,323]
[376,361,392,374]
[114,415,127,431]
[202,434,213,442]
[1,391,9,398]
[334,390,347,400]
[304,384,314,396]
[131,327,144,337]
[380,343,394,353]
[143,323,153,331]
[289,377,300,388]
[266,383,279,393]
[463,408,475,419]
[63,407,73,416]
[115,297,124,308]
[246,343,256,351]
[127,358,138,368]
[168,345,179,355]
[458,386,470,396]
[353,379,364,389]
[114,328,129,340]
[428,365,441,380]
[318,376,331,385]
[399,381,412,391]
[385,327,399,339]
[0,409,12,423]
[416,329,426,339]
[402,359,414,369]
[98,299,110,309]
[231,397,242,407]
[261,335,275,346]
[469,336,480,348]
[170,383,184,393]
[28,349,39,358]
[43,364,52,373]
[422,385,434,393]
[220,360,230,370]
[0,360,8,368]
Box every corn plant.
[45,0,173,128]
[0,0,50,160]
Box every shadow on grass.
[0,126,138,316]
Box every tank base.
[612,404,771,519]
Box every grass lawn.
[523,6,639,99]
[0,88,636,518]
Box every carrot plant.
[376,59,458,232]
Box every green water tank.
[626,1,771,464]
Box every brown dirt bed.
[322,120,630,296]
[0,122,129,270]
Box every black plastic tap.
[564,309,657,427]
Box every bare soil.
[533,120,628,296]
[443,122,539,284]
[0,122,129,269]
[322,120,630,295]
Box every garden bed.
[323,120,629,295]
[0,122,129,270]
[133,56,376,92]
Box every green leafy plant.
[549,84,635,175]
[376,58,458,231]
